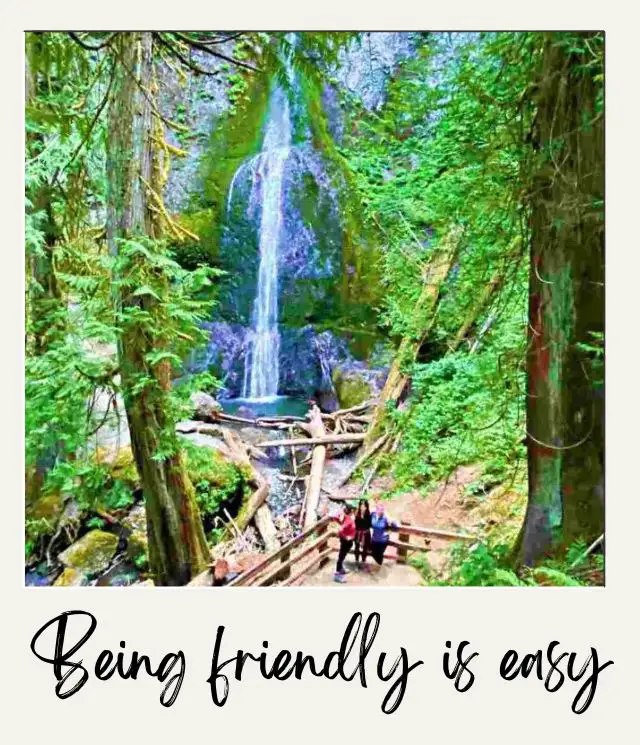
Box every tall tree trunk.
[106,32,209,585]
[517,33,604,565]
[25,34,63,356]
[25,33,64,503]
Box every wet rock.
[192,322,248,396]
[159,48,234,213]
[53,567,88,587]
[96,560,140,587]
[25,563,56,587]
[235,406,255,420]
[278,327,350,398]
[238,427,267,447]
[178,429,230,457]
[59,530,119,577]
[336,32,417,110]
[317,390,339,413]
[122,503,146,534]
[190,391,222,421]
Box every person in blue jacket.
[369,502,398,567]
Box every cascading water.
[235,80,293,400]
[205,35,348,406]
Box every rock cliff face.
[161,33,413,399]
[336,32,417,110]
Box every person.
[354,499,372,571]
[331,503,356,583]
[369,502,398,568]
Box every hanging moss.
[295,73,385,355]
[170,74,271,274]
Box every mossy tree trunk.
[25,33,64,503]
[25,34,63,355]
[516,33,604,565]
[363,229,461,448]
[106,32,209,585]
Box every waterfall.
[241,84,291,399]
[222,51,296,401]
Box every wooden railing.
[227,516,333,587]
[225,517,474,587]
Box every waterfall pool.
[220,396,310,419]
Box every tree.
[517,33,604,564]
[106,32,209,585]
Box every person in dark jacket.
[354,499,372,571]
[369,502,398,567]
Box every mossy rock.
[332,368,373,409]
[183,441,245,517]
[27,492,64,526]
[123,504,149,569]
[126,531,149,569]
[53,567,88,587]
[186,444,242,490]
[109,446,139,489]
[59,530,119,577]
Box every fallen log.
[233,481,269,534]
[213,411,257,425]
[326,400,377,420]
[303,405,327,529]
[289,426,298,476]
[255,433,366,448]
[176,420,225,436]
[343,415,373,425]
[255,421,296,431]
[254,504,279,553]
[256,415,308,425]
[219,429,271,534]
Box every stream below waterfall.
[220,396,309,419]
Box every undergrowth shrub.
[411,538,603,587]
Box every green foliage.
[86,516,106,530]
[394,323,526,488]
[412,537,603,587]
[341,33,541,491]
[182,441,246,517]
[207,527,226,547]
[25,518,54,562]
[133,553,148,570]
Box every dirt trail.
[300,557,423,587]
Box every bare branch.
[169,31,261,72]
[153,33,222,77]
[68,32,115,51]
